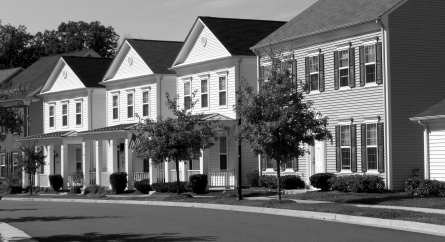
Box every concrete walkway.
[0,222,37,242]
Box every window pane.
[50,117,54,127]
[309,56,319,73]
[340,69,349,87]
[219,92,226,106]
[127,106,133,118]
[76,114,82,125]
[267,157,274,169]
[62,105,67,115]
[310,74,319,91]
[76,162,82,171]
[76,103,81,113]
[0,155,5,165]
[368,147,378,170]
[127,93,133,106]
[367,124,377,146]
[285,158,293,169]
[341,148,351,169]
[184,82,190,96]
[63,116,67,126]
[201,79,208,93]
[184,96,191,109]
[339,49,349,68]
[76,148,82,161]
[220,137,227,153]
[49,106,54,116]
[365,45,376,63]
[220,155,227,170]
[201,94,208,108]
[112,96,118,107]
[366,64,376,83]
[219,77,226,91]
[341,126,351,146]
[143,92,149,103]
[143,104,149,117]
[113,108,118,119]
[143,159,150,172]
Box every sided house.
[251,0,445,190]
[77,39,183,189]
[169,17,285,188]
[21,56,112,189]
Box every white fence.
[39,174,49,187]
[101,172,111,186]
[209,170,235,187]
[157,169,165,183]
[133,172,149,182]
[90,172,96,185]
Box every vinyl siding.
[91,89,107,129]
[239,58,258,93]
[160,75,177,118]
[429,123,445,182]
[29,100,44,135]
[111,46,153,81]
[389,0,445,189]
[45,63,85,93]
[260,31,386,181]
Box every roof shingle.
[412,99,445,119]
[62,56,112,88]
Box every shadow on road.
[34,232,217,242]
[1,216,121,223]
[0,208,38,212]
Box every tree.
[17,142,45,195]
[134,93,219,194]
[234,54,332,200]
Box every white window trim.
[48,103,56,129]
[365,123,379,172]
[219,136,228,170]
[112,93,120,121]
[142,90,150,118]
[364,43,378,86]
[308,54,320,93]
[338,48,350,89]
[74,100,83,127]
[183,79,192,110]
[126,90,135,120]
[340,125,352,171]
[217,72,228,108]
[199,74,210,111]
[61,103,68,128]
[0,153,5,178]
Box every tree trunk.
[29,173,32,195]
[277,159,281,200]
[175,159,181,195]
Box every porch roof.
[78,123,137,135]
[198,113,234,121]
[410,99,445,121]
[20,130,77,140]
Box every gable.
[180,23,231,66]
[106,42,153,81]
[41,59,85,94]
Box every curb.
[2,197,445,237]
[0,222,37,242]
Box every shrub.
[151,182,190,193]
[309,173,336,191]
[405,178,445,197]
[281,175,305,189]
[84,184,110,195]
[109,172,127,194]
[246,169,260,187]
[188,174,208,194]
[70,185,82,194]
[24,186,41,194]
[329,175,386,193]
[70,170,84,185]
[7,185,23,194]
[134,179,151,194]
[405,177,421,195]
[360,175,386,193]
[49,174,63,191]
[259,175,277,188]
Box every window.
[285,158,293,170]
[0,154,5,178]
[219,76,227,106]
[75,148,82,171]
[76,102,82,125]
[184,81,191,110]
[49,105,55,128]
[309,56,319,91]
[340,125,351,169]
[12,153,18,173]
[201,79,208,108]
[112,95,119,120]
[0,125,6,134]
[62,104,68,127]
[127,93,134,118]
[366,123,378,170]
[219,137,227,170]
[339,49,349,87]
[365,44,376,83]
[143,159,150,173]
[142,91,149,117]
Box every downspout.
[88,89,94,172]
[418,121,429,179]
[237,57,243,200]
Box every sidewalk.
[0,222,37,242]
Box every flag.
[128,133,141,150]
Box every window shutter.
[376,42,383,85]
[349,47,355,88]
[305,57,310,94]
[293,157,298,172]
[319,54,325,92]
[273,158,277,171]
[351,124,357,172]
[262,156,266,171]
[359,46,365,86]
[334,51,339,90]
[377,123,384,173]
[335,125,341,172]
[361,124,367,172]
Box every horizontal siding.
[389,0,445,189]
[429,126,445,181]
[29,100,44,136]
[91,89,107,129]
[44,94,89,133]
[112,47,153,80]
[47,63,84,93]
[160,75,177,118]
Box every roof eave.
[409,115,445,122]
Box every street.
[0,200,443,242]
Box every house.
[169,17,286,188]
[410,99,445,181]
[76,39,183,189]
[20,56,112,189]
[251,0,445,190]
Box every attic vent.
[62,71,67,79]
[201,36,207,47]
[128,56,133,66]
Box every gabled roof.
[252,0,404,49]
[61,49,101,58]
[410,99,445,121]
[61,56,112,88]
[125,39,183,75]
[0,67,24,83]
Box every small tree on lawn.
[234,53,332,200]
[17,142,45,195]
[134,92,218,194]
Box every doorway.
[310,141,325,176]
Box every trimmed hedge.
[329,175,386,193]
[310,173,336,191]
[83,184,110,195]
[134,179,151,194]
[246,169,260,187]
[110,172,127,194]
[70,185,82,194]
[49,174,63,191]
[405,177,445,197]
[8,185,23,194]
[188,174,208,194]
[259,175,278,188]
[259,175,305,189]
[151,182,190,193]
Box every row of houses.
[1,0,444,191]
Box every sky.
[0,0,317,42]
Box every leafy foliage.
[109,172,127,194]
[134,179,151,194]
[49,174,63,191]
[310,173,336,191]
[83,184,110,195]
[16,143,46,194]
[405,177,445,197]
[259,175,305,189]
[246,168,260,187]
[70,170,84,185]
[188,174,208,194]
[70,185,82,194]
[329,175,386,193]
[151,182,190,193]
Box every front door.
[314,141,324,174]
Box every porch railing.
[90,172,96,185]
[39,174,49,187]
[101,172,111,186]
[209,170,235,187]
[187,170,200,179]
[133,172,149,182]
[169,170,183,182]
[157,169,165,183]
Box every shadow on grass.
[34,232,217,242]
[343,194,415,205]
[1,216,121,223]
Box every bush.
[134,179,151,194]
[188,174,208,194]
[281,175,305,189]
[329,175,386,193]
[70,170,84,185]
[360,175,386,193]
[259,175,277,188]
[7,185,23,194]
[49,174,63,191]
[70,185,82,194]
[109,172,127,194]
[24,186,41,194]
[84,184,110,195]
[309,173,336,191]
[246,169,260,187]
[151,182,190,193]
[405,178,445,197]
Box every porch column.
[110,139,118,173]
[22,169,29,188]
[149,159,158,185]
[424,126,430,180]
[95,140,103,185]
[181,161,187,182]
[60,143,69,190]
[48,144,54,175]
[200,149,209,189]
[164,160,170,182]
[82,141,91,188]
[125,138,133,190]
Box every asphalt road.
[0,200,443,242]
